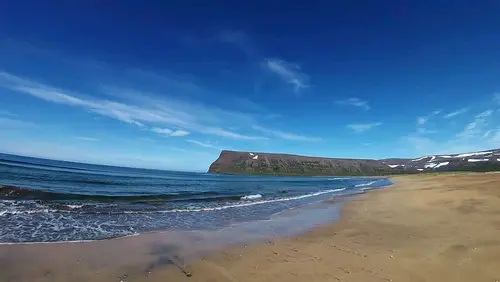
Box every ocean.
[0,153,391,243]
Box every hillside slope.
[208,150,393,176]
[208,149,500,176]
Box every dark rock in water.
[208,149,500,176]
[208,150,393,176]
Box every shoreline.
[156,173,500,282]
[0,177,390,244]
[2,173,499,281]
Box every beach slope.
[165,173,500,282]
[1,173,500,281]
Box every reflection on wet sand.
[0,199,345,281]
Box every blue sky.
[0,1,499,171]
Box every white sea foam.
[2,189,346,216]
[0,208,60,216]
[141,188,348,214]
[252,155,258,160]
[497,158,500,162]
[241,194,263,200]
[429,156,436,162]
[354,181,377,187]
[388,165,401,168]
[417,168,424,171]
[66,204,84,209]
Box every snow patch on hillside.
[434,162,449,168]
[468,158,489,162]
[457,151,492,158]
[411,156,428,162]
[425,163,437,168]
[424,162,449,169]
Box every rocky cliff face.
[208,150,393,176]
[208,149,500,176]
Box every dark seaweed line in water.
[0,185,248,202]
[0,187,349,216]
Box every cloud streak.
[335,98,370,110]
[265,58,309,93]
[216,30,254,55]
[444,108,468,119]
[494,93,500,104]
[346,122,382,133]
[0,71,267,141]
[417,110,441,125]
[0,110,17,117]
[252,125,321,141]
[404,108,498,156]
[151,127,190,137]
[186,139,222,150]
[76,137,100,142]
[457,110,493,139]
[0,117,33,128]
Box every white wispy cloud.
[252,125,321,141]
[76,137,99,142]
[200,127,267,140]
[216,30,254,55]
[404,108,498,156]
[457,110,493,139]
[186,139,222,150]
[0,71,267,141]
[444,108,468,119]
[169,130,190,137]
[151,127,173,135]
[346,122,382,133]
[416,128,437,134]
[335,98,370,110]
[494,93,500,104]
[0,117,33,128]
[0,110,16,117]
[417,117,427,125]
[417,110,441,125]
[265,58,309,93]
[151,127,190,137]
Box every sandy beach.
[1,173,500,281]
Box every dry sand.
[1,173,500,281]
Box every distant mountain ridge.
[208,149,500,176]
[380,149,500,173]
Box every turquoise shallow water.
[0,153,391,243]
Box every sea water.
[0,153,391,243]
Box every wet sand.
[2,173,500,281]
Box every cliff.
[208,150,392,176]
[208,149,500,176]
